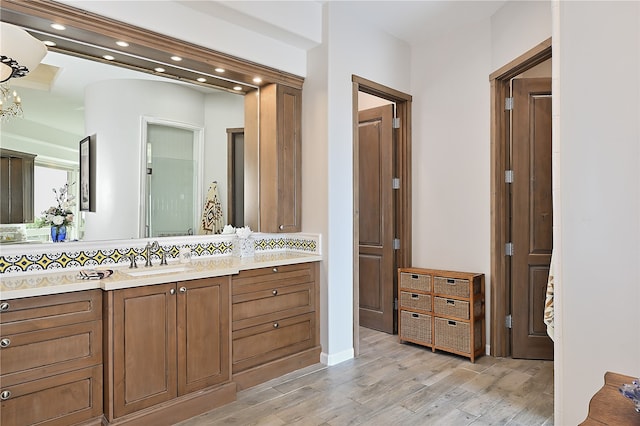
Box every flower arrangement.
[41,183,76,228]
[619,378,640,413]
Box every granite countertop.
[0,252,322,300]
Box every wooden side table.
[580,371,640,425]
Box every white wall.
[307,2,411,364]
[555,1,640,423]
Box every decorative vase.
[50,225,67,242]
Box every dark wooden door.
[177,277,230,395]
[511,77,554,360]
[113,283,177,417]
[358,105,395,333]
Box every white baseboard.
[320,348,354,366]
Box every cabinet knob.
[272,267,278,273]
[272,289,278,296]
[273,323,279,329]
[179,286,187,294]
[0,302,9,312]
[0,390,11,400]
[170,288,176,295]
[279,225,284,230]
[0,338,10,348]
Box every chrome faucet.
[144,240,160,267]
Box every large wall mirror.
[0,0,303,247]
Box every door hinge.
[393,238,400,250]
[505,97,514,111]
[505,242,514,256]
[505,314,513,329]
[394,298,398,310]
[505,170,513,183]
[392,117,400,129]
[392,177,400,189]
[146,167,153,175]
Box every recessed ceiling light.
[253,77,262,84]
[43,40,57,47]
[233,86,242,91]
[116,41,129,47]
[154,67,165,73]
[50,23,66,31]
[215,68,225,73]
[103,55,115,61]
[171,56,182,61]
[197,77,207,83]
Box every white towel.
[199,182,224,234]
[544,251,555,341]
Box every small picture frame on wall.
[79,135,96,212]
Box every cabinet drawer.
[0,290,101,334]
[399,291,431,312]
[232,282,314,330]
[1,320,102,387]
[232,263,313,295]
[399,272,431,292]
[433,297,469,320]
[433,276,472,298]
[0,364,103,426]
[400,310,432,344]
[232,312,315,373]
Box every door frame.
[489,38,551,357]
[352,75,412,356]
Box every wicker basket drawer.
[400,310,432,344]
[433,276,470,298]
[400,272,431,292]
[434,317,471,354]
[399,291,431,312]
[433,297,469,319]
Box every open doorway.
[352,75,412,356]
[490,39,552,359]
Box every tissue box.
[234,236,255,258]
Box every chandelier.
[0,84,23,121]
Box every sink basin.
[125,266,192,277]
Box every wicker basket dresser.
[398,267,485,362]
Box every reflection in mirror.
[0,50,246,245]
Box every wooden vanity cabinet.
[260,84,302,233]
[0,148,36,224]
[231,262,320,390]
[104,277,234,424]
[0,290,103,426]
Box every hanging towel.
[543,250,555,341]
[199,182,224,234]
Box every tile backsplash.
[0,233,320,275]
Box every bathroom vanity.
[0,253,321,426]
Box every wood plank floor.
[178,327,554,425]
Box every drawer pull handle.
[0,390,10,400]
[447,279,455,284]
[272,267,278,273]
[272,289,278,296]
[448,320,457,326]
[170,288,176,295]
[0,302,9,312]
[0,338,10,348]
[179,286,187,294]
[273,323,279,329]
[446,299,455,305]
[411,274,419,279]
[411,294,419,299]
[411,313,419,318]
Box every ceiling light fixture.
[0,83,23,121]
[116,41,129,47]
[253,77,262,84]
[197,77,206,83]
[50,23,66,31]
[154,67,165,73]
[171,55,182,61]
[43,40,56,47]
[233,86,242,91]
[0,22,48,83]
[103,55,115,61]
[215,68,225,73]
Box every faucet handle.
[129,254,138,269]
[160,252,168,266]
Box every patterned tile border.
[0,233,320,275]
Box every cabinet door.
[260,84,302,233]
[112,283,177,417]
[0,150,35,224]
[177,277,230,395]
